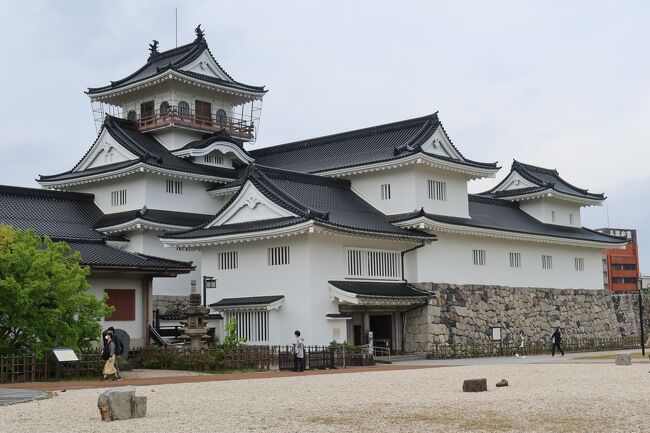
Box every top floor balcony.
[130,103,255,140]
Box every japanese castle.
[2,27,626,349]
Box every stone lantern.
[182,279,210,350]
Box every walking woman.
[101,332,119,382]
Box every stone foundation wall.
[152,295,191,315]
[404,283,641,354]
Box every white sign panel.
[52,348,79,362]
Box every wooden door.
[195,100,212,125]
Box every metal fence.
[427,336,641,359]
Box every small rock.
[462,378,487,392]
[61,389,66,393]
[496,379,508,387]
[615,354,631,366]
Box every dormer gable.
[172,131,254,167]
[180,50,232,81]
[482,160,605,206]
[206,181,297,226]
[73,127,139,172]
[420,125,464,160]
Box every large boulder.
[462,378,487,392]
[97,386,147,421]
[615,354,632,366]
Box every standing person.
[295,330,305,372]
[551,327,565,357]
[105,327,122,380]
[101,333,118,382]
[515,331,526,358]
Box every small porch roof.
[329,280,429,306]
[209,295,285,311]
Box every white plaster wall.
[349,167,415,215]
[72,175,146,213]
[200,237,312,346]
[415,233,604,289]
[520,198,582,227]
[349,165,470,218]
[143,175,223,215]
[124,231,200,296]
[88,275,145,345]
[413,165,470,218]
[152,129,203,151]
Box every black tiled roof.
[87,37,265,95]
[176,129,245,151]
[95,209,213,230]
[328,280,429,297]
[0,184,194,274]
[164,165,434,241]
[325,313,353,318]
[69,242,193,273]
[389,195,626,245]
[0,185,104,241]
[39,116,237,183]
[209,295,284,308]
[482,160,605,201]
[164,216,310,239]
[251,113,498,174]
[159,313,223,321]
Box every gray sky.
[1,1,648,271]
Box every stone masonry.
[404,283,642,354]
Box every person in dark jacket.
[551,327,565,356]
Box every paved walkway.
[393,349,650,366]
[0,364,443,392]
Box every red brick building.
[597,228,639,292]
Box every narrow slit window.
[473,249,486,266]
[427,180,447,201]
[509,252,521,268]
[268,246,290,266]
[542,255,553,270]
[110,189,127,207]
[165,180,183,195]
[218,251,239,270]
[574,257,584,272]
[380,184,391,200]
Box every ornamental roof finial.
[148,40,159,58]
[195,24,205,41]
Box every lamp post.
[202,276,216,307]
[638,277,645,357]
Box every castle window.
[473,249,486,266]
[268,246,290,266]
[216,109,228,127]
[551,211,556,223]
[542,255,553,270]
[165,180,183,195]
[428,180,447,201]
[569,213,574,225]
[205,154,224,165]
[110,189,127,207]
[509,252,521,268]
[574,257,584,272]
[380,184,391,200]
[178,101,190,117]
[225,310,268,343]
[218,251,239,270]
[160,101,170,116]
[140,101,154,119]
[346,248,400,279]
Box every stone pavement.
[0,389,49,405]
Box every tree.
[0,225,113,356]
[222,318,247,349]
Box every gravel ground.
[1,363,648,433]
